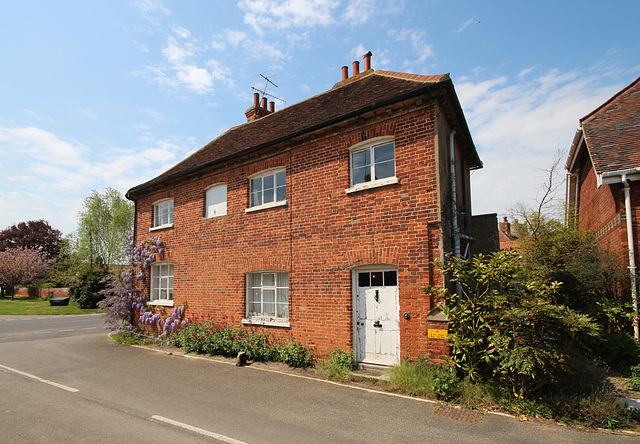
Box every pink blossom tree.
[0,247,52,299]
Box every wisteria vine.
[99,232,186,341]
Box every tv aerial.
[251,71,286,104]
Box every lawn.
[0,296,101,315]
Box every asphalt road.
[0,314,637,443]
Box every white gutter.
[449,130,460,259]
[621,174,640,340]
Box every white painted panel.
[355,272,399,365]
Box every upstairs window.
[153,199,174,229]
[248,169,286,211]
[351,140,396,186]
[205,184,227,218]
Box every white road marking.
[81,327,97,330]
[151,415,248,444]
[59,329,75,332]
[0,363,79,392]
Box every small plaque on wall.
[428,329,448,339]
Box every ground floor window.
[151,263,173,303]
[246,271,289,321]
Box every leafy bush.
[425,250,599,397]
[387,358,459,400]
[273,338,315,368]
[630,364,640,391]
[324,347,357,380]
[69,270,109,309]
[171,320,314,368]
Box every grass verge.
[0,296,101,315]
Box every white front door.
[354,270,400,365]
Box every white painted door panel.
[355,271,399,365]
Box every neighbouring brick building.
[565,75,640,338]
[126,53,486,365]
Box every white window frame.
[205,183,227,218]
[246,168,287,213]
[345,137,398,194]
[149,262,174,307]
[151,198,174,230]
[242,270,290,327]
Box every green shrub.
[69,270,109,309]
[387,358,459,400]
[629,364,640,391]
[324,347,357,380]
[172,320,314,368]
[274,338,314,368]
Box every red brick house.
[565,75,640,338]
[126,53,484,365]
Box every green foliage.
[171,320,314,368]
[74,187,134,269]
[69,269,110,309]
[387,358,459,400]
[273,338,315,368]
[630,364,640,391]
[324,347,357,380]
[518,224,632,333]
[426,250,599,397]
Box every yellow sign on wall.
[428,329,448,340]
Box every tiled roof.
[128,70,478,198]
[581,76,640,175]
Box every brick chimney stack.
[499,217,511,235]
[245,92,274,122]
[363,51,372,71]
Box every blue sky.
[1,0,638,235]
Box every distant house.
[498,217,519,250]
[565,75,640,337]
[126,53,487,365]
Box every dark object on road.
[236,351,248,366]
[50,297,70,306]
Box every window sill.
[242,318,290,328]
[245,200,287,213]
[203,213,227,220]
[149,223,174,232]
[148,300,174,307]
[345,177,399,194]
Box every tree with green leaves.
[74,188,134,270]
[425,250,599,397]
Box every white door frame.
[352,265,400,366]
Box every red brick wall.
[135,104,450,360]
[576,152,639,266]
[13,287,70,299]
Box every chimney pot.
[353,61,360,75]
[269,101,275,113]
[363,51,372,71]
[253,92,260,106]
[261,97,267,109]
[341,65,348,81]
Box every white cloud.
[147,29,236,95]
[388,29,434,67]
[456,69,625,218]
[1,126,87,167]
[238,0,339,34]
[225,29,247,46]
[343,0,377,25]
[457,18,474,33]
[132,0,172,25]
